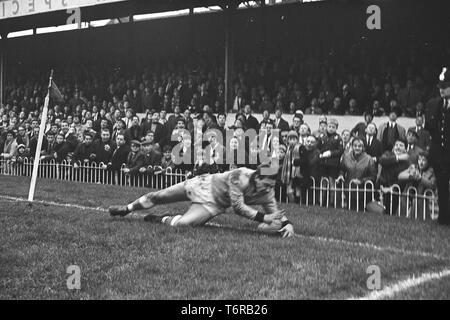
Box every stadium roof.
[0,0,244,35]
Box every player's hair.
[250,163,278,185]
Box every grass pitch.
[1,175,450,299]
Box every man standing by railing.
[425,67,450,226]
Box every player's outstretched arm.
[260,191,294,238]
[228,170,281,224]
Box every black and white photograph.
[1,0,450,304]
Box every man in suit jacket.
[363,122,383,162]
[377,107,406,152]
[243,104,260,132]
[406,129,423,165]
[424,67,450,226]
[408,113,431,151]
[109,133,130,174]
[274,106,290,132]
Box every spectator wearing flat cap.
[424,66,450,226]
[123,140,145,179]
[158,145,176,176]
[139,140,162,175]
[377,107,406,153]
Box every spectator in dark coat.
[94,129,116,165]
[363,122,383,163]
[350,112,374,138]
[127,115,144,142]
[274,106,290,132]
[73,132,97,167]
[243,104,260,131]
[377,139,410,215]
[318,118,344,179]
[40,132,58,162]
[141,111,165,147]
[108,133,130,174]
[408,114,431,151]
[124,140,146,177]
[139,140,162,174]
[318,118,344,206]
[27,126,48,159]
[377,108,406,152]
[54,133,70,163]
[406,129,423,165]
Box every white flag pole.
[28,70,53,202]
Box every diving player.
[108,164,295,238]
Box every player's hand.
[279,223,294,238]
[264,210,285,224]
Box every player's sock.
[128,193,155,211]
[161,215,182,226]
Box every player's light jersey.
[209,168,280,220]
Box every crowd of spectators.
[0,45,444,217]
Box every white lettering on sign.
[0,0,127,20]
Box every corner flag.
[50,80,64,103]
[28,70,58,201]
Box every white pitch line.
[349,268,450,300]
[1,194,449,262]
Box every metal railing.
[0,158,438,221]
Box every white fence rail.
[0,158,438,221]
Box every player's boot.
[109,205,131,217]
